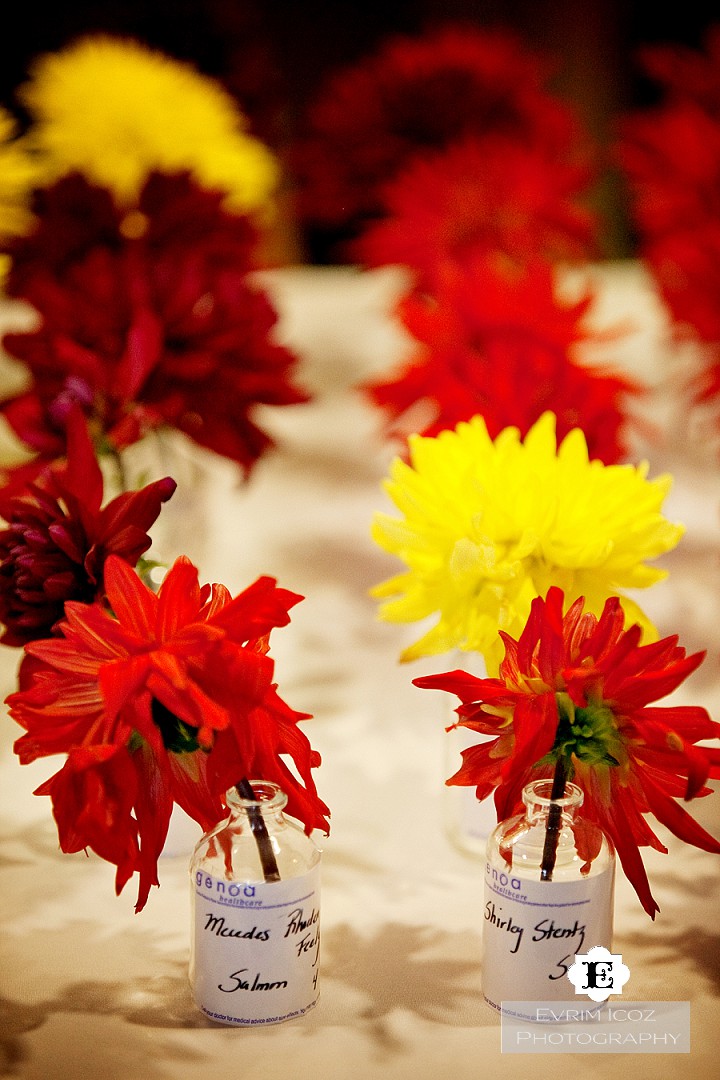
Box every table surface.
[1,263,719,1080]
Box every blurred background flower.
[0,1,714,260]
[0,108,38,243]
[353,136,598,286]
[0,29,314,501]
[0,171,307,487]
[1,13,717,477]
[618,26,720,421]
[15,34,279,218]
[290,23,594,261]
[359,256,639,462]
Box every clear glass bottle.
[189,780,321,1026]
[482,779,615,1020]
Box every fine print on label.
[192,865,321,1026]
[482,863,614,1020]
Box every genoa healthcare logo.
[566,946,631,1002]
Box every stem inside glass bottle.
[539,756,568,881]
[236,778,281,882]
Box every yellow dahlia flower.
[371,412,683,671]
[0,107,38,239]
[18,35,278,215]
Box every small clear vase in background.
[189,781,321,1026]
[119,428,219,573]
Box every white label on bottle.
[191,865,320,1026]
[482,862,614,1020]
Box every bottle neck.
[522,779,584,826]
[226,780,288,825]
[226,780,285,883]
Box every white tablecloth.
[1,264,719,1079]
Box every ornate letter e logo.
[566,945,630,1002]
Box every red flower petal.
[604,787,661,919]
[61,405,103,514]
[103,554,157,640]
[130,741,173,912]
[639,770,720,856]
[209,575,304,641]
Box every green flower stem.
[540,756,567,882]
[236,778,281,883]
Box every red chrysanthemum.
[354,137,597,285]
[0,170,308,480]
[291,24,590,239]
[619,99,720,341]
[7,554,329,912]
[361,258,639,464]
[618,27,720,403]
[0,407,175,645]
[636,26,720,112]
[414,586,720,918]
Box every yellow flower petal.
[0,107,39,240]
[372,411,684,671]
[18,35,279,216]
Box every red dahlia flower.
[635,26,720,112]
[354,137,597,285]
[361,258,638,464]
[618,27,720,411]
[414,586,720,917]
[292,24,590,238]
[619,98,720,343]
[7,554,329,912]
[0,407,175,645]
[0,171,307,479]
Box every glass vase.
[189,780,321,1026]
[482,779,615,1020]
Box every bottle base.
[196,993,320,1027]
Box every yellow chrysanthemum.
[0,107,39,239]
[371,412,684,672]
[18,35,279,216]
[0,106,42,284]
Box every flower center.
[151,699,201,754]
[551,691,625,770]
